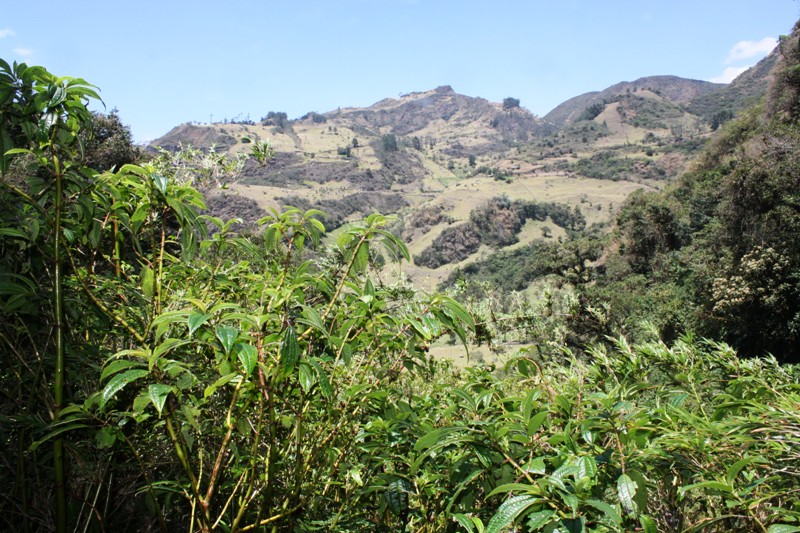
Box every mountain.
[326,85,554,148]
[685,45,780,121]
[543,75,724,128]
[148,53,776,290]
[154,85,551,164]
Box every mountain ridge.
[543,75,725,128]
[148,53,776,290]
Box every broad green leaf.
[408,315,433,340]
[585,499,622,526]
[384,478,411,517]
[299,361,314,392]
[176,372,193,390]
[140,265,154,299]
[352,241,369,274]
[364,278,375,298]
[280,326,301,375]
[204,372,239,398]
[669,392,689,407]
[0,126,14,173]
[101,358,146,381]
[452,513,476,532]
[627,470,649,513]
[485,495,538,533]
[577,456,597,480]
[520,389,539,419]
[340,341,353,364]
[561,493,579,514]
[414,426,462,452]
[678,480,733,496]
[153,173,168,195]
[46,85,66,108]
[148,384,173,415]
[151,338,191,369]
[95,427,118,449]
[221,312,258,329]
[525,510,556,530]
[133,391,151,415]
[441,296,474,327]
[336,228,354,248]
[235,343,257,376]
[298,305,326,336]
[378,229,411,262]
[726,456,763,484]
[549,464,578,491]
[0,227,28,239]
[101,369,150,407]
[528,411,549,436]
[580,423,594,445]
[486,483,540,499]
[309,357,333,398]
[188,311,211,336]
[617,474,638,516]
[182,404,200,430]
[2,147,31,156]
[215,325,239,355]
[421,313,442,337]
[560,517,585,533]
[639,515,658,533]
[523,457,547,475]
[768,526,800,533]
[29,422,90,451]
[208,302,241,315]
[451,388,478,412]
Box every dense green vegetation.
[581,26,800,362]
[3,21,800,533]
[572,151,667,181]
[415,197,585,269]
[278,191,408,231]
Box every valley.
[153,68,766,290]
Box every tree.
[502,97,520,110]
[1,59,101,533]
[81,110,141,170]
[382,133,398,152]
[710,108,735,130]
[262,111,288,128]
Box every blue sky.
[2,1,797,142]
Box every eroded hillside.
[151,65,772,290]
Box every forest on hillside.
[2,20,800,533]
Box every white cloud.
[0,28,15,38]
[13,47,34,59]
[707,37,778,84]
[709,66,750,84]
[725,37,777,64]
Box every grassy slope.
[209,112,669,292]
[164,81,722,296]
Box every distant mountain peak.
[544,75,725,127]
[327,86,550,140]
